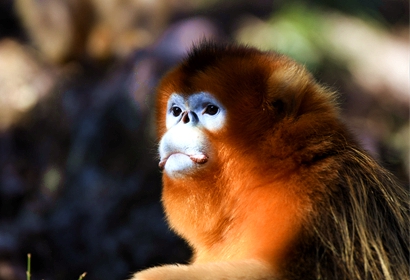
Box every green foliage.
[26,254,31,280]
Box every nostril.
[182,111,190,124]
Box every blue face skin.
[159,92,227,178]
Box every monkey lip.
[159,153,208,170]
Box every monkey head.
[156,43,336,183]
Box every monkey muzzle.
[159,153,208,170]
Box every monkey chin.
[160,153,208,177]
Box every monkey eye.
[171,106,182,117]
[203,105,219,115]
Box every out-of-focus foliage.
[0,0,408,279]
[237,4,330,68]
[236,3,408,102]
[0,40,56,130]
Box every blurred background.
[0,0,408,279]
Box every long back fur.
[308,147,409,280]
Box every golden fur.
[131,41,409,280]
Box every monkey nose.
[181,111,190,124]
[181,111,198,124]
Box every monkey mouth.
[159,153,208,170]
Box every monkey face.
[158,91,227,177]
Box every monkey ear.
[265,61,314,118]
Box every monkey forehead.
[166,92,227,131]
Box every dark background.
[0,0,408,279]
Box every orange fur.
[131,42,409,280]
